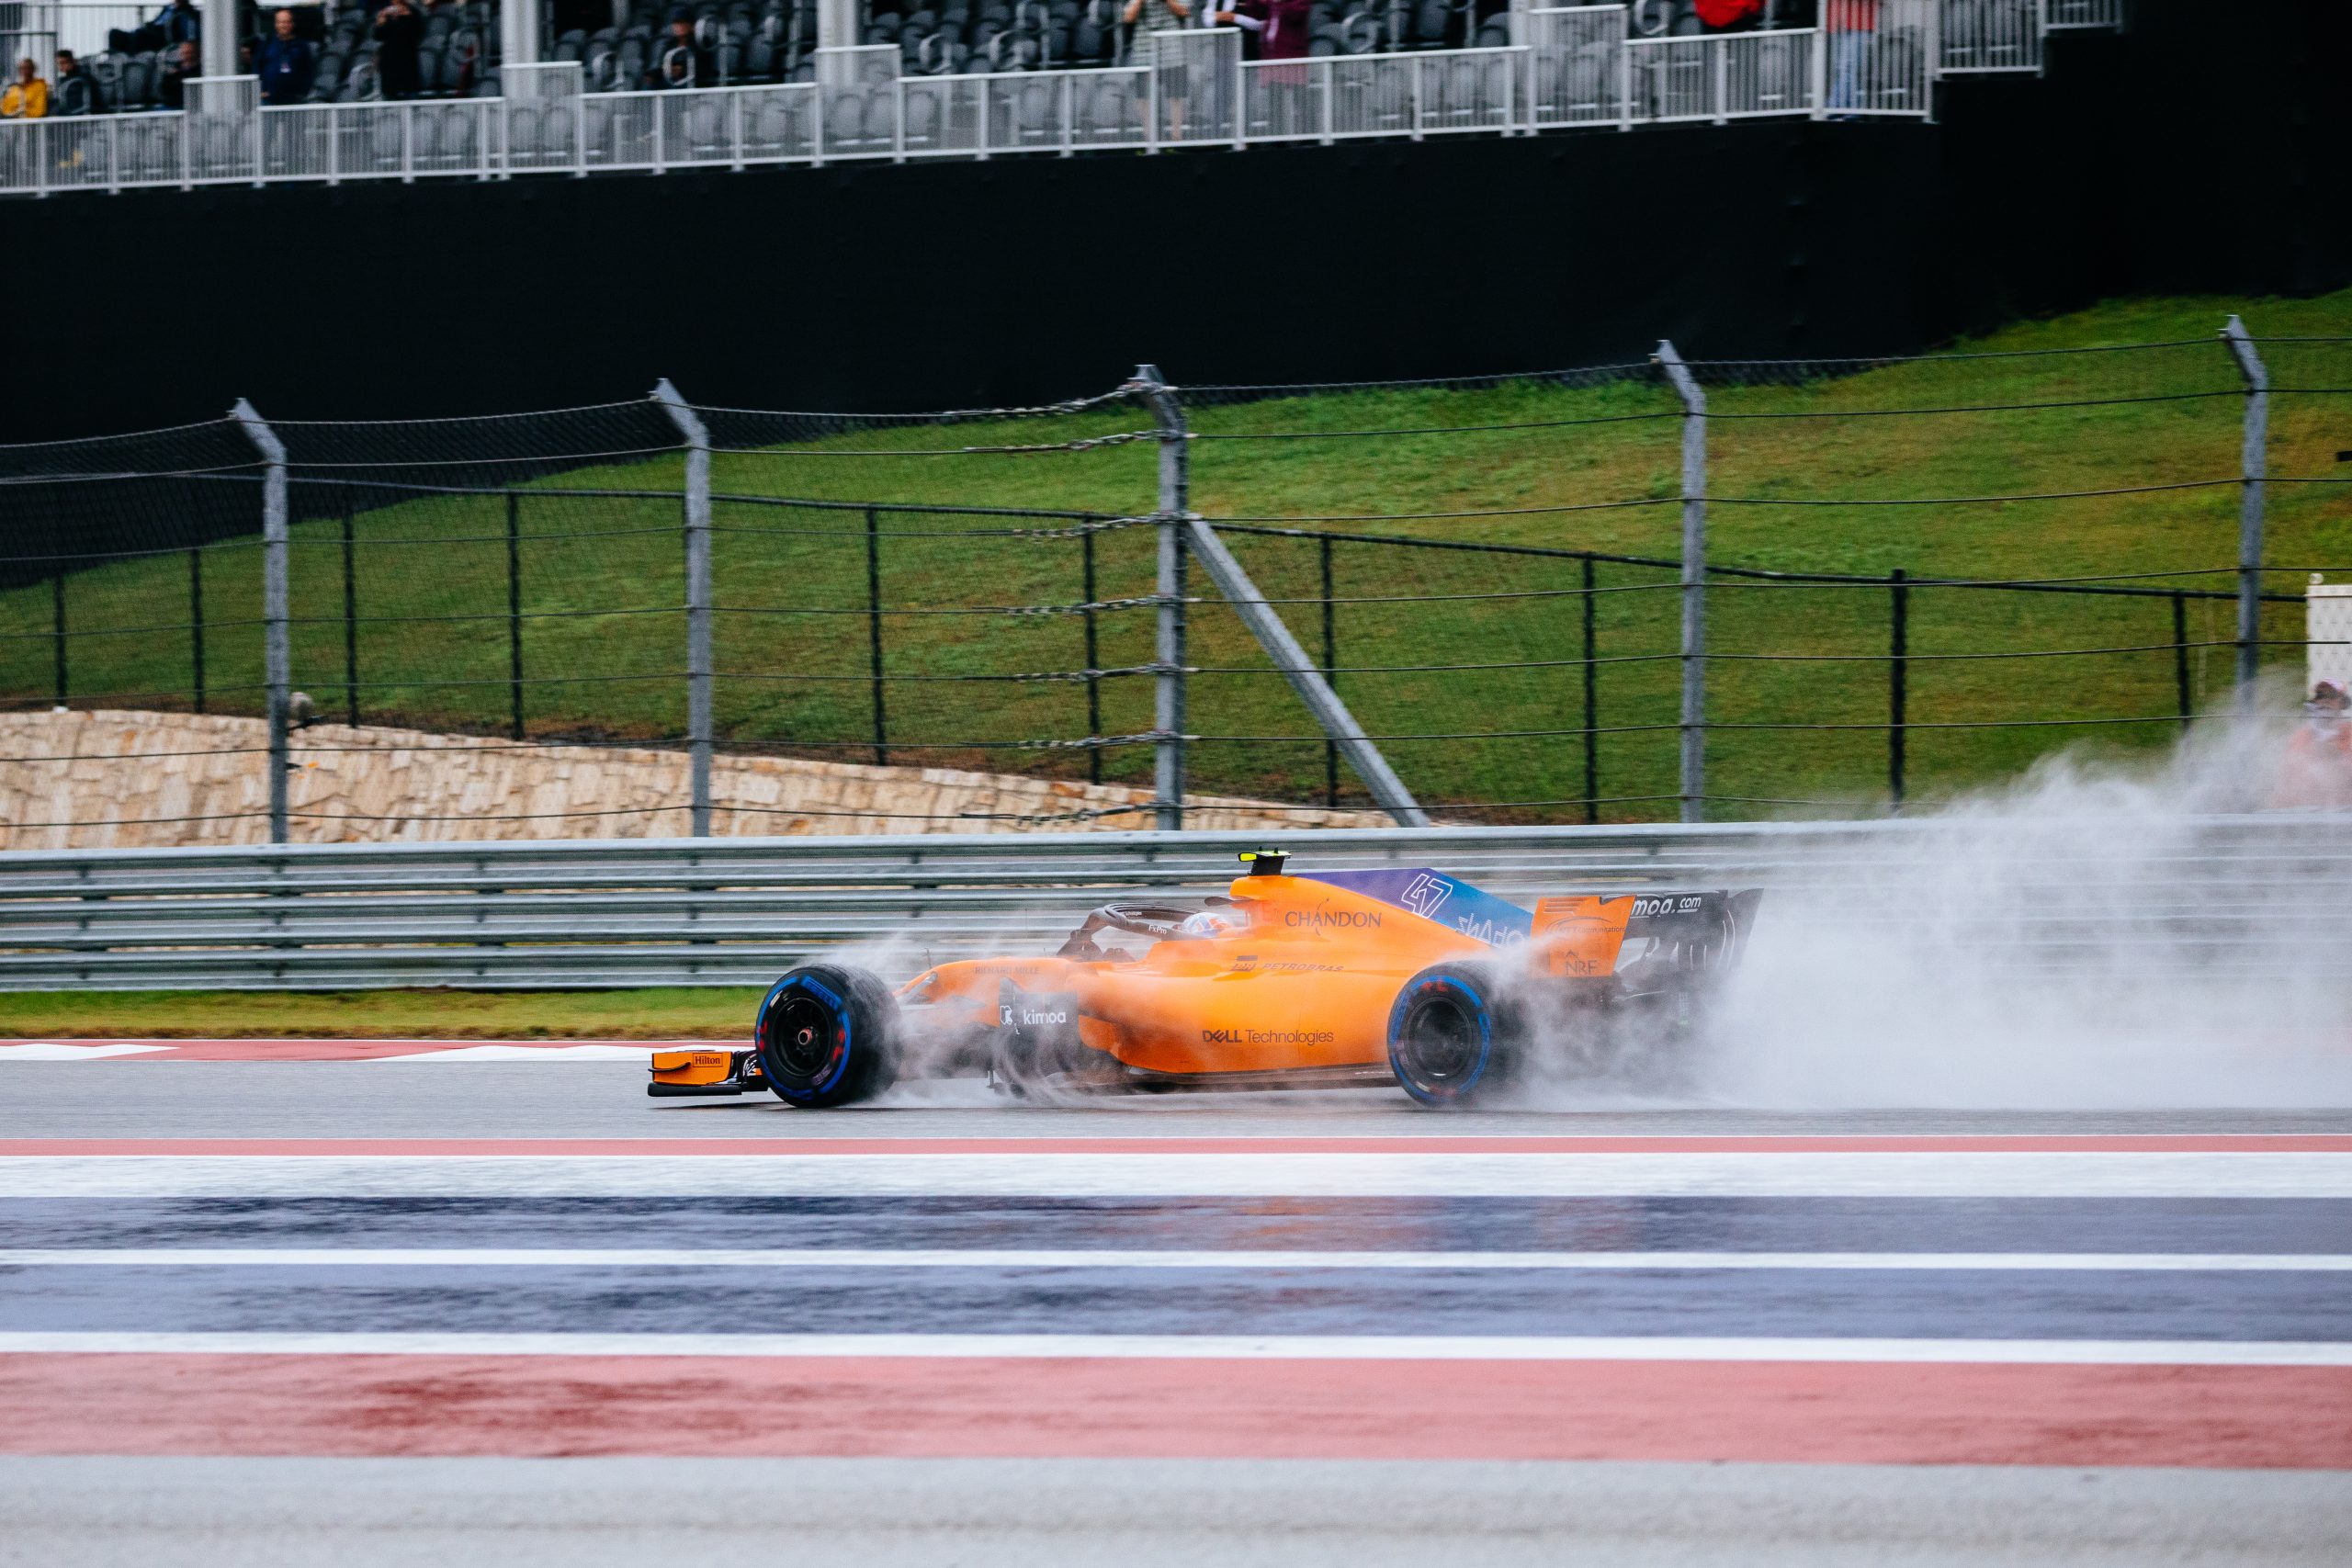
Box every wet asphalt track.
[4,1058,2350,1564]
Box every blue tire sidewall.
[1386,972,1494,1106]
[757,971,859,1104]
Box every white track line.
[4,1247,2348,1271]
[7,1152,2352,1199]
[3,1330,2347,1366]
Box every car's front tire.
[754,964,900,1109]
[1387,962,1518,1108]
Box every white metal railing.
[1241,47,1521,145]
[2041,0,2120,28]
[1935,0,2044,74]
[0,0,2120,198]
[1526,6,1628,130]
[1627,27,1818,123]
[1824,0,1937,116]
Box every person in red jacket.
[2275,682,2352,810]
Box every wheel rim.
[765,991,840,1081]
[1401,989,1484,1086]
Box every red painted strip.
[5,1135,2352,1156]
[2,1354,2346,1467]
[11,1039,711,1061]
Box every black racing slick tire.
[754,964,900,1109]
[1387,962,1519,1109]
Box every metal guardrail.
[1,817,2346,991]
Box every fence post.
[2172,592,2192,720]
[1888,568,1908,811]
[232,399,290,845]
[1808,14,1826,118]
[1581,553,1598,825]
[188,548,205,716]
[340,511,357,728]
[2220,320,2277,709]
[51,572,66,708]
[653,378,714,838]
[1136,364,1189,831]
[1320,533,1339,808]
[1618,19,1633,131]
[1081,527,1102,785]
[505,491,525,741]
[1656,340,1707,824]
[865,505,888,765]
[2220,315,2268,712]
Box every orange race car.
[650,851,1762,1109]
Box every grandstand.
[0,0,2112,192]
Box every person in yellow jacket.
[1,58,48,118]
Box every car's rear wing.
[1296,866,1763,968]
[1622,887,1765,967]
[1529,887,1763,979]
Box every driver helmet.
[1178,908,1244,938]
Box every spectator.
[158,39,197,108]
[158,0,203,47]
[1251,0,1310,62]
[108,0,200,53]
[52,50,97,116]
[1123,0,1194,67]
[1123,0,1192,133]
[256,9,317,106]
[0,59,45,118]
[647,7,715,88]
[1696,0,1764,28]
[1236,0,1308,133]
[1825,0,1876,118]
[1203,1,1262,59]
[2275,682,2352,811]
[373,0,425,100]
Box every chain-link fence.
[4,323,2347,845]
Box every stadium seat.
[1068,1,1113,65]
[84,52,120,111]
[118,51,156,110]
[1629,0,1675,38]
[584,28,621,89]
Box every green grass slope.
[8,291,2348,820]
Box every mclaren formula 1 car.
[650,850,1761,1109]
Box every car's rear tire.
[1387,962,1518,1108]
[754,964,900,1109]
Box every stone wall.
[0,710,1380,851]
